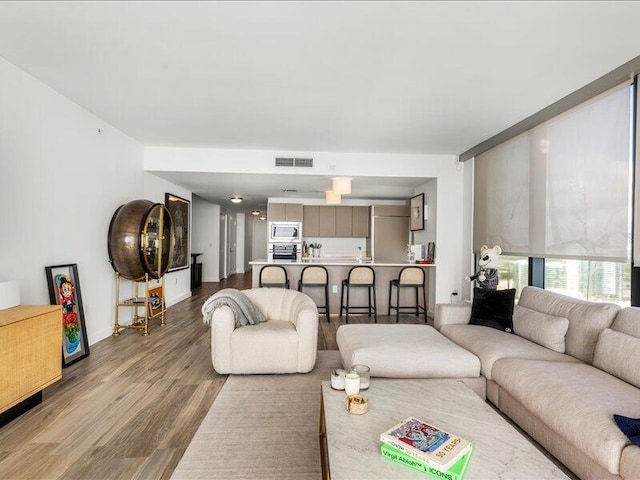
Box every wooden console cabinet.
[0,305,62,418]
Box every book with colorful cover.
[381,442,472,480]
[380,416,472,471]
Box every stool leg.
[387,281,392,316]
[396,284,400,323]
[423,285,428,322]
[367,286,372,318]
[415,286,419,316]
[373,285,377,323]
[345,285,350,323]
[324,284,330,321]
[339,282,344,318]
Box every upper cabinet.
[318,206,337,237]
[352,206,371,237]
[268,203,303,223]
[303,206,320,237]
[302,205,370,238]
[335,206,352,237]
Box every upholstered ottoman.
[336,324,486,398]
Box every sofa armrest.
[294,306,319,373]
[434,303,472,331]
[211,305,235,374]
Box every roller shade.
[475,83,631,262]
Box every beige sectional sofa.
[436,286,640,480]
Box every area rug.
[171,350,342,480]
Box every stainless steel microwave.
[269,222,301,243]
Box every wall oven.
[268,243,300,261]
[268,222,301,243]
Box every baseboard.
[89,326,114,346]
[167,292,192,307]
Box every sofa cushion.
[230,320,298,373]
[517,286,619,363]
[492,358,640,474]
[469,288,515,332]
[594,329,640,389]
[620,445,640,480]
[438,324,578,380]
[513,305,569,353]
[612,307,640,338]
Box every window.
[497,256,529,300]
[474,82,633,305]
[545,259,630,307]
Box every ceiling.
[152,171,429,212]
[1,1,640,210]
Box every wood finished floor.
[0,272,426,480]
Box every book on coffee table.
[381,442,472,480]
[380,416,472,471]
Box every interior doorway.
[219,210,227,280]
[227,214,237,275]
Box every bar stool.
[298,266,330,321]
[388,266,427,322]
[259,265,290,288]
[340,266,377,323]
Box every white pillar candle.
[344,372,360,396]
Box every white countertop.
[249,258,436,267]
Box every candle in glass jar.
[344,372,360,396]
[352,365,370,390]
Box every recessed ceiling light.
[251,210,260,216]
[259,215,266,221]
[230,196,243,203]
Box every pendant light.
[325,190,341,205]
[331,177,352,195]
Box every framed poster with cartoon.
[45,263,90,367]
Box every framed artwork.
[165,193,190,271]
[148,284,164,319]
[410,193,425,231]
[45,263,90,367]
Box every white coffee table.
[320,379,571,480]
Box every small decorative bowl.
[346,394,369,415]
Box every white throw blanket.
[201,288,267,327]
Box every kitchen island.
[249,259,435,318]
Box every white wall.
[412,178,438,313]
[0,57,144,345]
[244,215,254,271]
[143,173,192,305]
[192,195,221,282]
[145,147,465,304]
[252,219,269,262]
[235,213,245,273]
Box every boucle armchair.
[210,288,318,374]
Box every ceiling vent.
[275,157,294,167]
[275,157,314,168]
[294,158,313,168]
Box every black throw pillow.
[469,288,516,333]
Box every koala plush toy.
[465,245,502,290]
